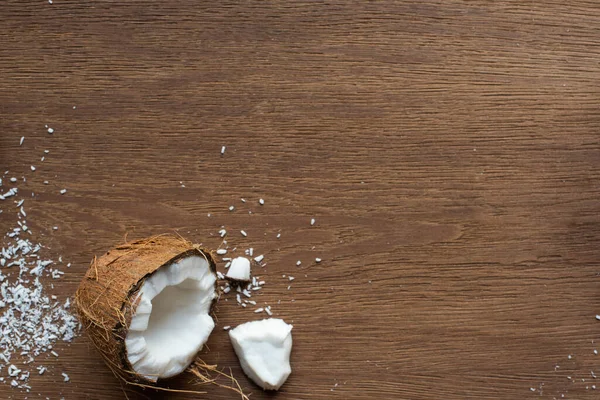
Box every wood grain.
[1,1,599,399]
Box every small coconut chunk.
[226,257,251,283]
[229,318,293,390]
[125,255,217,381]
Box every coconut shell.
[74,234,217,384]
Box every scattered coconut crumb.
[59,189,67,195]
[310,218,315,226]
[296,260,301,266]
[259,198,264,205]
[221,146,226,155]
[61,372,70,382]
[315,258,322,263]
[240,230,247,237]
[0,188,79,390]
[254,308,264,313]
[47,127,54,134]
[19,137,24,146]
[223,326,231,330]
[216,249,227,255]
[254,254,264,263]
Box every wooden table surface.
[1,1,599,399]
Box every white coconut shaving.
[229,318,293,390]
[125,255,217,381]
[226,257,251,282]
[0,177,79,391]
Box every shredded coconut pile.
[0,172,79,391]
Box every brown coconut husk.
[75,234,231,390]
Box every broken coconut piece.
[75,234,218,384]
[225,256,251,283]
[229,318,293,390]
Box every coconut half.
[229,318,293,390]
[125,255,216,380]
[75,235,218,384]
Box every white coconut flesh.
[225,256,251,282]
[125,255,217,381]
[229,318,293,390]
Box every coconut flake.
[254,255,264,263]
[240,230,247,237]
[221,146,226,155]
[229,318,293,390]
[216,249,227,255]
[310,218,315,226]
[0,199,79,389]
[259,199,264,205]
